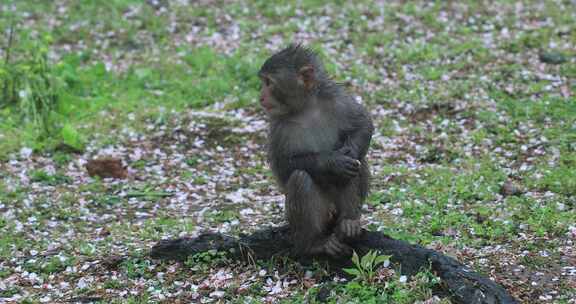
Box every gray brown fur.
[259,44,374,257]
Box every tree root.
[150,225,517,304]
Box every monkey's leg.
[334,160,369,240]
[285,170,351,257]
[333,183,362,240]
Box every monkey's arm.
[339,105,374,160]
[285,153,325,181]
[279,152,359,183]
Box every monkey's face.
[259,74,291,117]
[258,44,319,117]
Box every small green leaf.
[351,251,361,268]
[361,251,374,269]
[60,123,84,151]
[343,268,361,277]
[134,68,152,80]
[374,254,390,266]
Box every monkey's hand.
[336,143,359,160]
[329,153,360,179]
[287,152,358,182]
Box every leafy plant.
[29,169,72,186]
[60,123,85,151]
[343,250,391,284]
[184,249,231,273]
[1,25,59,133]
[1,22,86,152]
[120,258,153,279]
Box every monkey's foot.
[309,234,352,258]
[336,219,362,240]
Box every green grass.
[1,27,261,155]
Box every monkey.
[258,44,374,258]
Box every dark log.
[150,225,517,304]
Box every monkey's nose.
[260,96,267,107]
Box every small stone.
[20,147,33,159]
[85,158,127,179]
[399,275,407,283]
[539,51,568,64]
[500,180,523,197]
[209,290,225,298]
[102,255,125,270]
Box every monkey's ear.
[298,65,315,90]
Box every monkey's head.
[258,44,327,117]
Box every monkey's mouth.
[261,103,273,111]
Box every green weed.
[344,250,391,285]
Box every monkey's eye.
[263,77,272,87]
